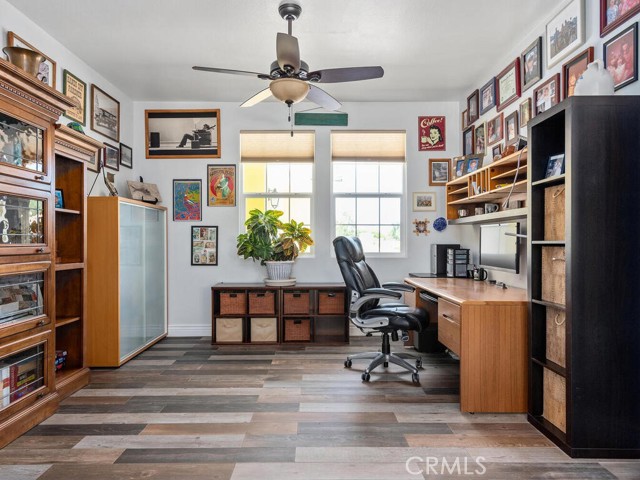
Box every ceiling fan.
[192,1,384,113]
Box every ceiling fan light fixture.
[269,78,309,104]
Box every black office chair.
[333,236,428,383]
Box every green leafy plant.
[236,209,314,264]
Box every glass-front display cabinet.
[0,187,51,256]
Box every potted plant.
[236,208,313,284]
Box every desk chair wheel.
[416,358,423,369]
[412,372,420,384]
[344,359,352,368]
[361,372,371,382]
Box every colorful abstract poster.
[207,164,236,206]
[173,179,202,221]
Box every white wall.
[0,0,141,195]
[457,0,640,289]
[133,101,462,335]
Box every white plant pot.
[265,260,295,280]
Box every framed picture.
[521,37,543,91]
[103,143,119,171]
[475,122,486,156]
[429,158,450,186]
[487,112,504,146]
[604,23,638,91]
[519,98,532,128]
[600,0,640,37]
[546,0,585,67]
[504,111,519,146]
[173,180,202,222]
[119,143,133,169]
[191,226,218,266]
[54,189,64,209]
[127,181,162,203]
[461,110,468,130]
[62,70,86,125]
[462,126,475,156]
[466,156,481,174]
[563,47,594,97]
[412,192,436,211]
[418,116,446,151]
[207,164,236,206]
[454,157,467,177]
[534,74,561,115]
[146,109,221,159]
[545,153,565,178]
[496,59,521,111]
[91,85,120,142]
[492,144,503,159]
[7,32,56,88]
[467,90,479,124]
[479,78,496,115]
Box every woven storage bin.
[248,291,275,315]
[541,247,566,305]
[250,317,277,342]
[215,318,243,343]
[284,318,311,341]
[219,292,246,315]
[544,185,565,241]
[546,308,566,367]
[283,291,311,314]
[318,291,345,314]
[543,368,566,433]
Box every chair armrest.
[382,282,415,293]
[361,288,403,299]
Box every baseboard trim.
[168,325,211,337]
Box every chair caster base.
[344,359,352,368]
[416,358,423,369]
[412,372,420,384]
[362,372,371,382]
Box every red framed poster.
[418,116,446,151]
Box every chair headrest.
[333,236,365,263]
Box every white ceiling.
[9,0,560,103]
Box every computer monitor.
[479,222,520,273]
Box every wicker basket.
[544,185,565,241]
[546,308,566,367]
[284,318,311,341]
[215,318,243,343]
[541,247,566,305]
[248,291,275,315]
[283,291,311,314]
[543,368,567,433]
[318,291,345,314]
[219,292,246,315]
[250,317,277,342]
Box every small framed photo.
[429,158,450,186]
[496,58,521,111]
[600,0,640,37]
[519,98,532,128]
[174,179,202,221]
[207,164,236,206]
[418,116,446,151]
[54,189,64,209]
[454,157,467,177]
[546,0,585,67]
[119,143,133,169]
[462,125,475,156]
[563,47,594,97]
[545,153,565,178]
[103,143,119,171]
[191,226,218,266]
[521,37,543,91]
[504,111,519,146]
[91,85,120,142]
[604,23,638,91]
[479,78,496,115]
[461,110,468,130]
[7,32,56,88]
[475,122,486,156]
[467,90,479,124]
[62,70,86,125]
[487,112,504,146]
[534,74,560,116]
[146,109,220,159]
[492,144,503,159]
[466,156,481,174]
[413,192,436,211]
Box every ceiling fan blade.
[306,85,341,111]
[276,32,301,72]
[193,66,271,79]
[240,87,273,107]
[308,66,384,83]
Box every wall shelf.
[448,208,527,225]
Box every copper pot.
[2,46,45,77]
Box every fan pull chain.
[289,104,294,137]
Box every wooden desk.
[405,277,528,413]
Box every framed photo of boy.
[504,111,519,146]
[487,112,504,146]
[545,153,565,178]
[54,189,64,209]
[563,47,594,97]
[191,226,218,266]
[466,156,481,174]
[479,78,496,115]
[604,23,638,91]
[413,192,436,211]
[454,157,467,177]
[534,74,560,116]
[462,125,475,156]
[521,37,543,91]
[496,58,521,111]
[429,158,450,186]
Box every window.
[240,130,314,231]
[331,131,406,254]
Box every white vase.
[265,260,294,280]
[574,60,615,96]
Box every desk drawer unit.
[438,299,460,355]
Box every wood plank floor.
[1,337,638,479]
